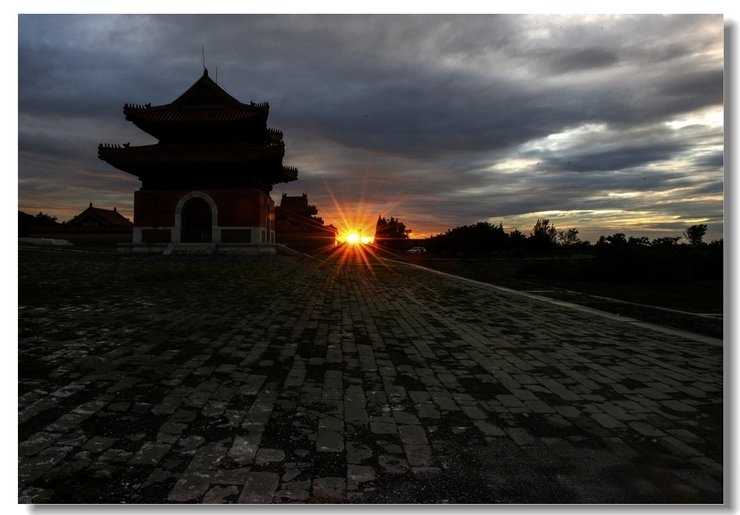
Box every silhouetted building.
[98,69,298,253]
[20,204,133,245]
[67,203,132,228]
[275,193,337,251]
[18,211,36,238]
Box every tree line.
[418,218,721,284]
[374,216,411,249]
[423,218,719,254]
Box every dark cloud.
[542,143,688,173]
[693,152,724,169]
[547,47,620,73]
[17,14,724,240]
[657,69,724,109]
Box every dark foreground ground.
[18,245,724,504]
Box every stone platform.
[17,246,724,504]
[117,242,278,255]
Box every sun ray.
[317,172,378,246]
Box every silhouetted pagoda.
[275,193,337,251]
[98,69,298,253]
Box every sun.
[339,231,374,245]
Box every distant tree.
[33,211,58,226]
[375,216,410,249]
[708,238,723,248]
[596,232,628,249]
[627,236,651,247]
[531,218,557,241]
[376,216,409,239]
[557,228,580,247]
[468,221,507,253]
[425,221,511,255]
[509,229,526,247]
[608,233,627,246]
[651,236,681,248]
[529,218,558,250]
[683,224,708,247]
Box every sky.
[16,11,726,242]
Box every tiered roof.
[124,103,269,127]
[99,69,298,191]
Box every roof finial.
[202,46,208,77]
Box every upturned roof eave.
[97,162,299,186]
[98,141,284,159]
[123,104,270,123]
[97,144,298,184]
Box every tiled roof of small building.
[68,204,132,227]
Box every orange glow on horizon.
[309,177,390,271]
[316,174,379,247]
[337,231,375,245]
[332,232,390,272]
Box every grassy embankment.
[411,253,723,339]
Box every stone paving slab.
[17,247,724,504]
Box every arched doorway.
[181,197,212,243]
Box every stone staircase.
[163,243,217,255]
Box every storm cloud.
[18,14,724,242]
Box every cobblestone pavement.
[18,246,724,504]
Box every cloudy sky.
[17,13,725,242]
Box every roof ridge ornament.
[202,46,207,77]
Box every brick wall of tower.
[133,188,274,244]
